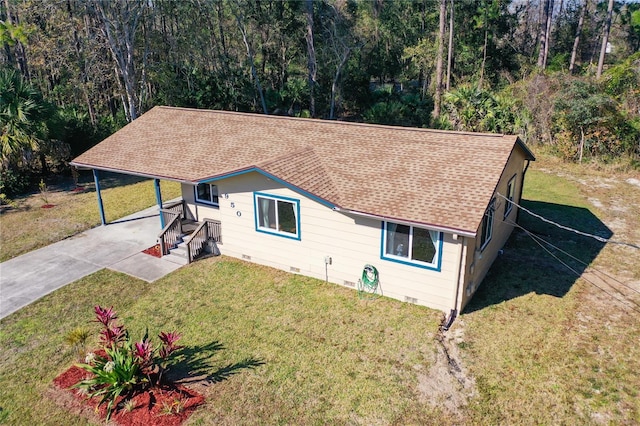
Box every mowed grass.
[0,261,443,425]
[460,155,640,424]
[0,172,181,262]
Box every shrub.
[0,168,32,197]
[74,306,184,420]
[553,78,639,160]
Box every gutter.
[336,207,476,239]
[69,163,192,184]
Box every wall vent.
[290,266,300,273]
[343,280,356,288]
[242,254,251,260]
[404,296,418,304]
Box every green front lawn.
[0,261,443,425]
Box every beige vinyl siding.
[181,183,221,222]
[184,171,461,312]
[459,145,529,311]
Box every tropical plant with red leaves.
[158,331,184,359]
[74,306,185,420]
[94,305,118,326]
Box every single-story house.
[71,106,535,318]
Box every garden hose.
[361,264,379,288]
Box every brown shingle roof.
[71,106,534,235]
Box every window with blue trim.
[504,175,516,219]
[381,222,442,270]
[254,193,300,239]
[195,183,219,205]
[480,199,495,250]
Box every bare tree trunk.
[213,2,226,58]
[304,0,317,117]
[3,0,29,80]
[330,48,350,120]
[596,0,614,78]
[579,127,584,162]
[92,0,144,122]
[67,0,97,125]
[542,0,554,68]
[557,0,564,19]
[479,1,489,89]
[433,0,446,118]
[446,0,454,91]
[233,10,268,114]
[569,0,587,74]
[1,0,16,68]
[537,0,550,69]
[139,5,154,113]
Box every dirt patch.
[416,320,475,417]
[580,269,640,316]
[588,198,604,209]
[626,178,640,188]
[49,364,204,426]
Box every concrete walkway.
[0,205,184,320]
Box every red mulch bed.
[142,244,162,258]
[72,186,85,193]
[41,204,56,209]
[51,364,204,426]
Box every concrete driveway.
[0,205,184,320]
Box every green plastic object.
[358,264,379,299]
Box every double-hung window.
[504,175,516,219]
[480,199,495,250]
[254,192,300,240]
[195,183,219,206]
[381,222,442,270]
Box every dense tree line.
[1,0,639,197]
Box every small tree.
[553,78,636,161]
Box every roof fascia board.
[198,167,338,210]
[68,163,191,184]
[470,138,534,233]
[337,207,476,238]
[515,137,536,160]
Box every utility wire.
[505,218,640,314]
[516,224,640,314]
[505,218,640,297]
[507,217,640,299]
[495,193,640,249]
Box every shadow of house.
[464,200,612,313]
[165,341,265,386]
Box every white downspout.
[443,235,467,330]
[455,238,468,313]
